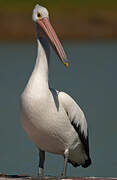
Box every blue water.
[0,41,117,177]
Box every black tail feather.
[68,159,80,167]
[82,157,92,168]
[68,157,91,168]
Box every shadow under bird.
[20,4,91,177]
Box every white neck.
[35,37,50,81]
[27,37,50,91]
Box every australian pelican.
[20,4,91,177]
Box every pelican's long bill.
[37,17,68,67]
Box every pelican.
[20,4,91,177]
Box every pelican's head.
[32,4,49,22]
[32,4,68,68]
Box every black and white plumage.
[20,4,91,177]
[59,91,91,168]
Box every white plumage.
[20,4,91,177]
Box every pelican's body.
[20,5,91,177]
[21,88,85,158]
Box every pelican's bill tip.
[65,63,69,68]
[63,59,69,68]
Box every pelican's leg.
[38,149,45,177]
[62,149,69,177]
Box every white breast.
[20,89,79,155]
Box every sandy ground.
[0,173,117,180]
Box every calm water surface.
[0,41,117,177]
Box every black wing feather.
[71,121,91,167]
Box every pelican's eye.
[37,12,42,19]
